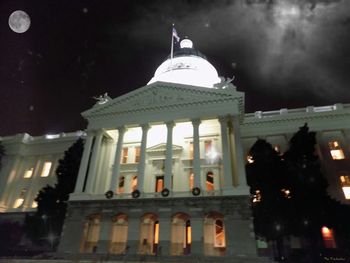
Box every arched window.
[204,213,226,256]
[139,213,159,255]
[170,213,191,255]
[80,214,101,253]
[110,214,128,254]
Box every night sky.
[1,0,350,136]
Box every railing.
[244,103,349,119]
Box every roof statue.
[93,92,111,105]
[214,75,236,90]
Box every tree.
[246,139,291,260]
[24,138,84,249]
[246,124,347,261]
[0,221,23,255]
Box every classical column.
[127,216,141,254]
[137,124,150,192]
[229,116,248,192]
[74,133,94,193]
[97,213,113,253]
[164,122,175,190]
[158,213,171,255]
[109,127,126,193]
[219,116,233,191]
[85,130,103,194]
[192,119,201,189]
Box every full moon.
[9,10,31,33]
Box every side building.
[0,131,85,223]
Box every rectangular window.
[340,175,350,199]
[206,172,214,191]
[13,188,27,208]
[329,141,345,160]
[131,176,137,192]
[189,142,194,159]
[155,176,164,192]
[118,176,125,194]
[204,140,212,155]
[41,162,52,177]
[121,148,128,164]
[189,170,194,190]
[23,168,34,178]
[134,146,141,163]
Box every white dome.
[148,39,221,88]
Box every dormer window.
[340,175,350,199]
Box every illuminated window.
[189,170,194,190]
[154,221,159,245]
[118,176,125,194]
[155,176,164,192]
[322,226,336,248]
[329,141,345,160]
[186,220,191,245]
[281,189,291,199]
[13,188,27,208]
[206,171,214,191]
[204,140,212,155]
[252,190,261,203]
[23,168,34,178]
[340,175,350,199]
[131,176,137,192]
[80,214,101,253]
[247,155,254,163]
[41,162,52,177]
[189,142,194,159]
[134,146,141,163]
[214,219,226,247]
[121,148,128,164]
[274,145,281,154]
[32,201,38,208]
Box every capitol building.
[0,39,349,262]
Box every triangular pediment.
[82,81,244,129]
[146,143,183,153]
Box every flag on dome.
[172,27,180,42]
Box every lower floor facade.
[58,195,258,259]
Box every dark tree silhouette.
[24,138,84,248]
[0,221,23,255]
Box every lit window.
[118,176,125,194]
[155,176,164,192]
[189,142,194,159]
[24,168,34,178]
[121,148,128,164]
[13,188,27,208]
[281,189,291,199]
[32,201,38,208]
[252,190,261,203]
[321,226,336,248]
[214,219,226,247]
[131,176,137,192]
[204,140,212,155]
[154,221,159,245]
[247,155,254,163]
[189,170,194,190]
[134,146,141,163]
[329,141,345,160]
[41,162,52,177]
[206,171,214,191]
[186,220,191,245]
[274,145,281,154]
[340,175,350,199]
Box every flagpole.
[170,23,174,70]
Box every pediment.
[83,82,243,119]
[146,143,183,153]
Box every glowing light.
[23,168,33,178]
[32,201,38,208]
[281,189,291,198]
[253,190,261,203]
[329,141,345,160]
[247,155,254,163]
[13,198,24,208]
[41,162,52,177]
[46,134,60,139]
[154,222,159,244]
[342,187,350,200]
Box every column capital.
[218,115,230,124]
[141,123,151,131]
[117,126,126,134]
[165,121,175,128]
[191,118,201,127]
